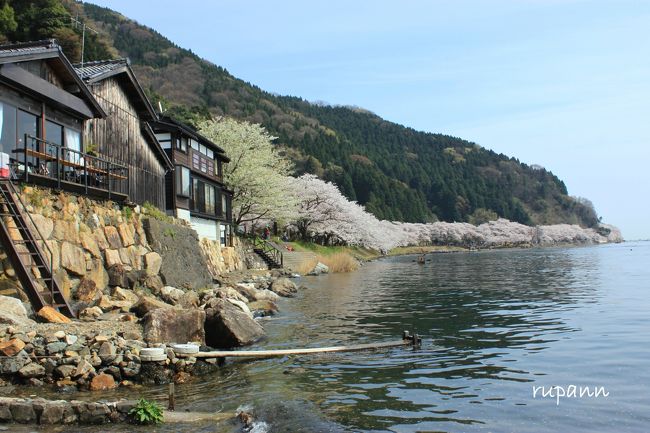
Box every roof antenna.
[70,16,98,68]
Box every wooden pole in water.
[179,340,412,359]
[168,382,175,411]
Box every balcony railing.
[10,134,128,200]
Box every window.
[0,102,17,155]
[190,139,199,151]
[45,121,63,146]
[216,160,223,178]
[156,133,172,150]
[191,177,219,216]
[222,194,228,218]
[205,183,215,214]
[177,136,188,152]
[65,128,82,165]
[206,148,213,159]
[220,224,227,246]
[17,110,38,150]
[175,166,190,197]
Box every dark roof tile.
[73,59,129,80]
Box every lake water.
[12,241,650,432]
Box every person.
[263,226,270,240]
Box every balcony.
[6,135,128,202]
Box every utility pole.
[70,16,99,68]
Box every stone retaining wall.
[0,396,136,425]
[0,186,246,311]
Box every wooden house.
[74,58,172,209]
[0,39,171,208]
[150,116,234,245]
[0,40,110,193]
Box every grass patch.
[142,201,174,223]
[316,252,360,273]
[280,239,381,262]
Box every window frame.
[175,165,191,197]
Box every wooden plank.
[181,340,410,359]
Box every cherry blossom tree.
[198,117,296,225]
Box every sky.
[89,0,650,239]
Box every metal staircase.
[253,238,283,269]
[0,180,74,317]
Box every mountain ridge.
[0,0,599,228]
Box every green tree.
[469,208,498,225]
[0,2,17,41]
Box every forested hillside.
[0,0,599,227]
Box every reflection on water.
[8,242,650,432]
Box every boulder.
[53,220,79,244]
[142,218,213,289]
[143,308,206,344]
[30,213,53,239]
[130,295,172,318]
[104,249,122,267]
[0,295,28,318]
[178,290,200,308]
[80,231,101,258]
[79,306,103,320]
[0,350,30,374]
[107,264,127,287]
[98,295,133,312]
[0,311,35,327]
[144,275,164,292]
[112,287,139,305]
[37,306,71,324]
[10,401,36,423]
[226,298,252,317]
[308,262,330,275]
[74,359,95,378]
[90,373,117,391]
[160,286,184,305]
[214,286,249,304]
[74,278,101,305]
[204,298,265,348]
[119,246,142,269]
[98,341,117,363]
[93,227,109,250]
[60,242,86,276]
[118,224,135,247]
[0,338,25,356]
[144,252,162,276]
[270,278,298,297]
[235,284,280,302]
[55,364,75,379]
[85,259,109,292]
[104,226,122,249]
[248,300,279,316]
[38,402,66,424]
[18,362,45,378]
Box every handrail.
[19,135,128,198]
[254,236,284,267]
[0,179,55,295]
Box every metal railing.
[14,134,128,199]
[254,236,284,267]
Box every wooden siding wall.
[84,79,166,209]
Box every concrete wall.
[190,216,218,242]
